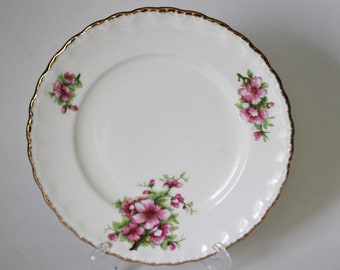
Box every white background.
[1,0,339,269]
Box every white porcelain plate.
[27,7,293,265]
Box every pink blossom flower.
[133,198,171,230]
[183,205,190,214]
[61,86,71,101]
[52,81,63,97]
[163,178,183,188]
[149,179,155,187]
[236,70,274,142]
[120,198,136,217]
[240,107,256,121]
[258,108,268,121]
[60,106,67,114]
[238,76,268,105]
[142,190,150,195]
[64,72,76,84]
[168,242,176,251]
[170,194,184,208]
[149,224,172,245]
[183,202,193,214]
[253,131,262,141]
[237,87,251,103]
[240,108,268,125]
[175,194,185,203]
[53,80,72,101]
[107,233,118,241]
[121,223,144,242]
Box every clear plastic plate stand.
[90,242,232,270]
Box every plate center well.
[75,53,247,210]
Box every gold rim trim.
[26,6,295,265]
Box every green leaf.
[153,190,166,199]
[172,226,179,231]
[146,193,157,201]
[169,213,179,224]
[261,96,268,105]
[141,242,147,247]
[69,84,76,91]
[104,224,112,233]
[156,197,169,209]
[57,74,65,83]
[121,216,131,227]
[76,81,83,88]
[263,119,268,130]
[180,172,186,178]
[114,200,122,209]
[167,234,177,241]
[247,69,253,78]
[161,240,168,250]
[262,131,270,142]
[138,182,148,188]
[260,82,269,89]
[254,123,262,131]
[235,103,244,110]
[113,221,122,230]
[119,234,127,242]
[112,216,130,231]
[57,99,64,106]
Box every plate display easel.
[90,242,232,270]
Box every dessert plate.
[27,7,293,265]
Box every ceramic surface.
[27,7,293,265]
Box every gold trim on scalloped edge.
[26,6,294,265]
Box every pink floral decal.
[235,69,275,142]
[49,72,82,114]
[105,172,195,251]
